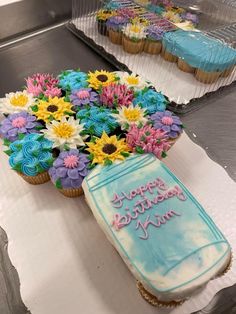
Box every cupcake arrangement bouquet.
[96,0,198,54]
[0,69,183,197]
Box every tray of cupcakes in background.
[0,69,183,197]
[95,0,236,84]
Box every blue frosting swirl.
[163,30,236,71]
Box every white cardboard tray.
[73,16,236,105]
[0,132,236,314]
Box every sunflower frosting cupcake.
[86,132,130,165]
[87,70,117,90]
[32,97,74,123]
[49,149,90,197]
[96,9,115,36]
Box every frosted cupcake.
[122,23,147,54]
[144,25,164,54]
[6,133,53,184]
[96,10,114,36]
[106,15,128,45]
[150,110,183,143]
[49,149,90,197]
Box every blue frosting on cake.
[163,30,236,72]
[83,154,230,299]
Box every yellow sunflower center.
[123,108,141,121]
[53,123,75,138]
[126,76,139,85]
[10,94,28,107]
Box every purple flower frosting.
[106,15,128,31]
[181,12,199,25]
[150,110,183,139]
[146,25,164,41]
[69,88,98,108]
[0,111,42,142]
[49,149,90,189]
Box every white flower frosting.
[116,71,151,91]
[122,23,147,40]
[112,104,148,130]
[42,116,88,150]
[0,90,34,114]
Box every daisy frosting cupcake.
[49,149,90,197]
[42,116,88,150]
[0,90,34,115]
[122,23,147,54]
[116,72,150,91]
[112,104,147,130]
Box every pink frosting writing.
[111,177,186,239]
[136,211,181,239]
[111,177,168,208]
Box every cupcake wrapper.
[144,40,162,55]
[17,171,50,185]
[137,281,184,308]
[195,69,222,84]
[122,36,144,54]
[108,29,122,45]
[97,20,108,36]
[59,187,84,198]
[178,58,195,73]
[220,66,235,78]
[161,47,178,63]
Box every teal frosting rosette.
[6,133,54,177]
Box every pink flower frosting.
[26,73,61,97]
[126,124,170,159]
[63,155,79,169]
[77,90,90,99]
[100,83,134,108]
[12,117,27,128]
[161,116,173,125]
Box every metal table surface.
[0,24,236,314]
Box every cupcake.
[133,89,167,114]
[100,83,134,107]
[6,133,53,184]
[76,106,118,137]
[0,90,34,116]
[144,25,164,54]
[150,110,183,143]
[69,88,99,110]
[0,111,43,142]
[122,23,147,54]
[106,15,128,45]
[96,9,114,36]
[126,124,170,159]
[49,149,89,197]
[26,73,61,98]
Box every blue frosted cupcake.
[6,133,53,184]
